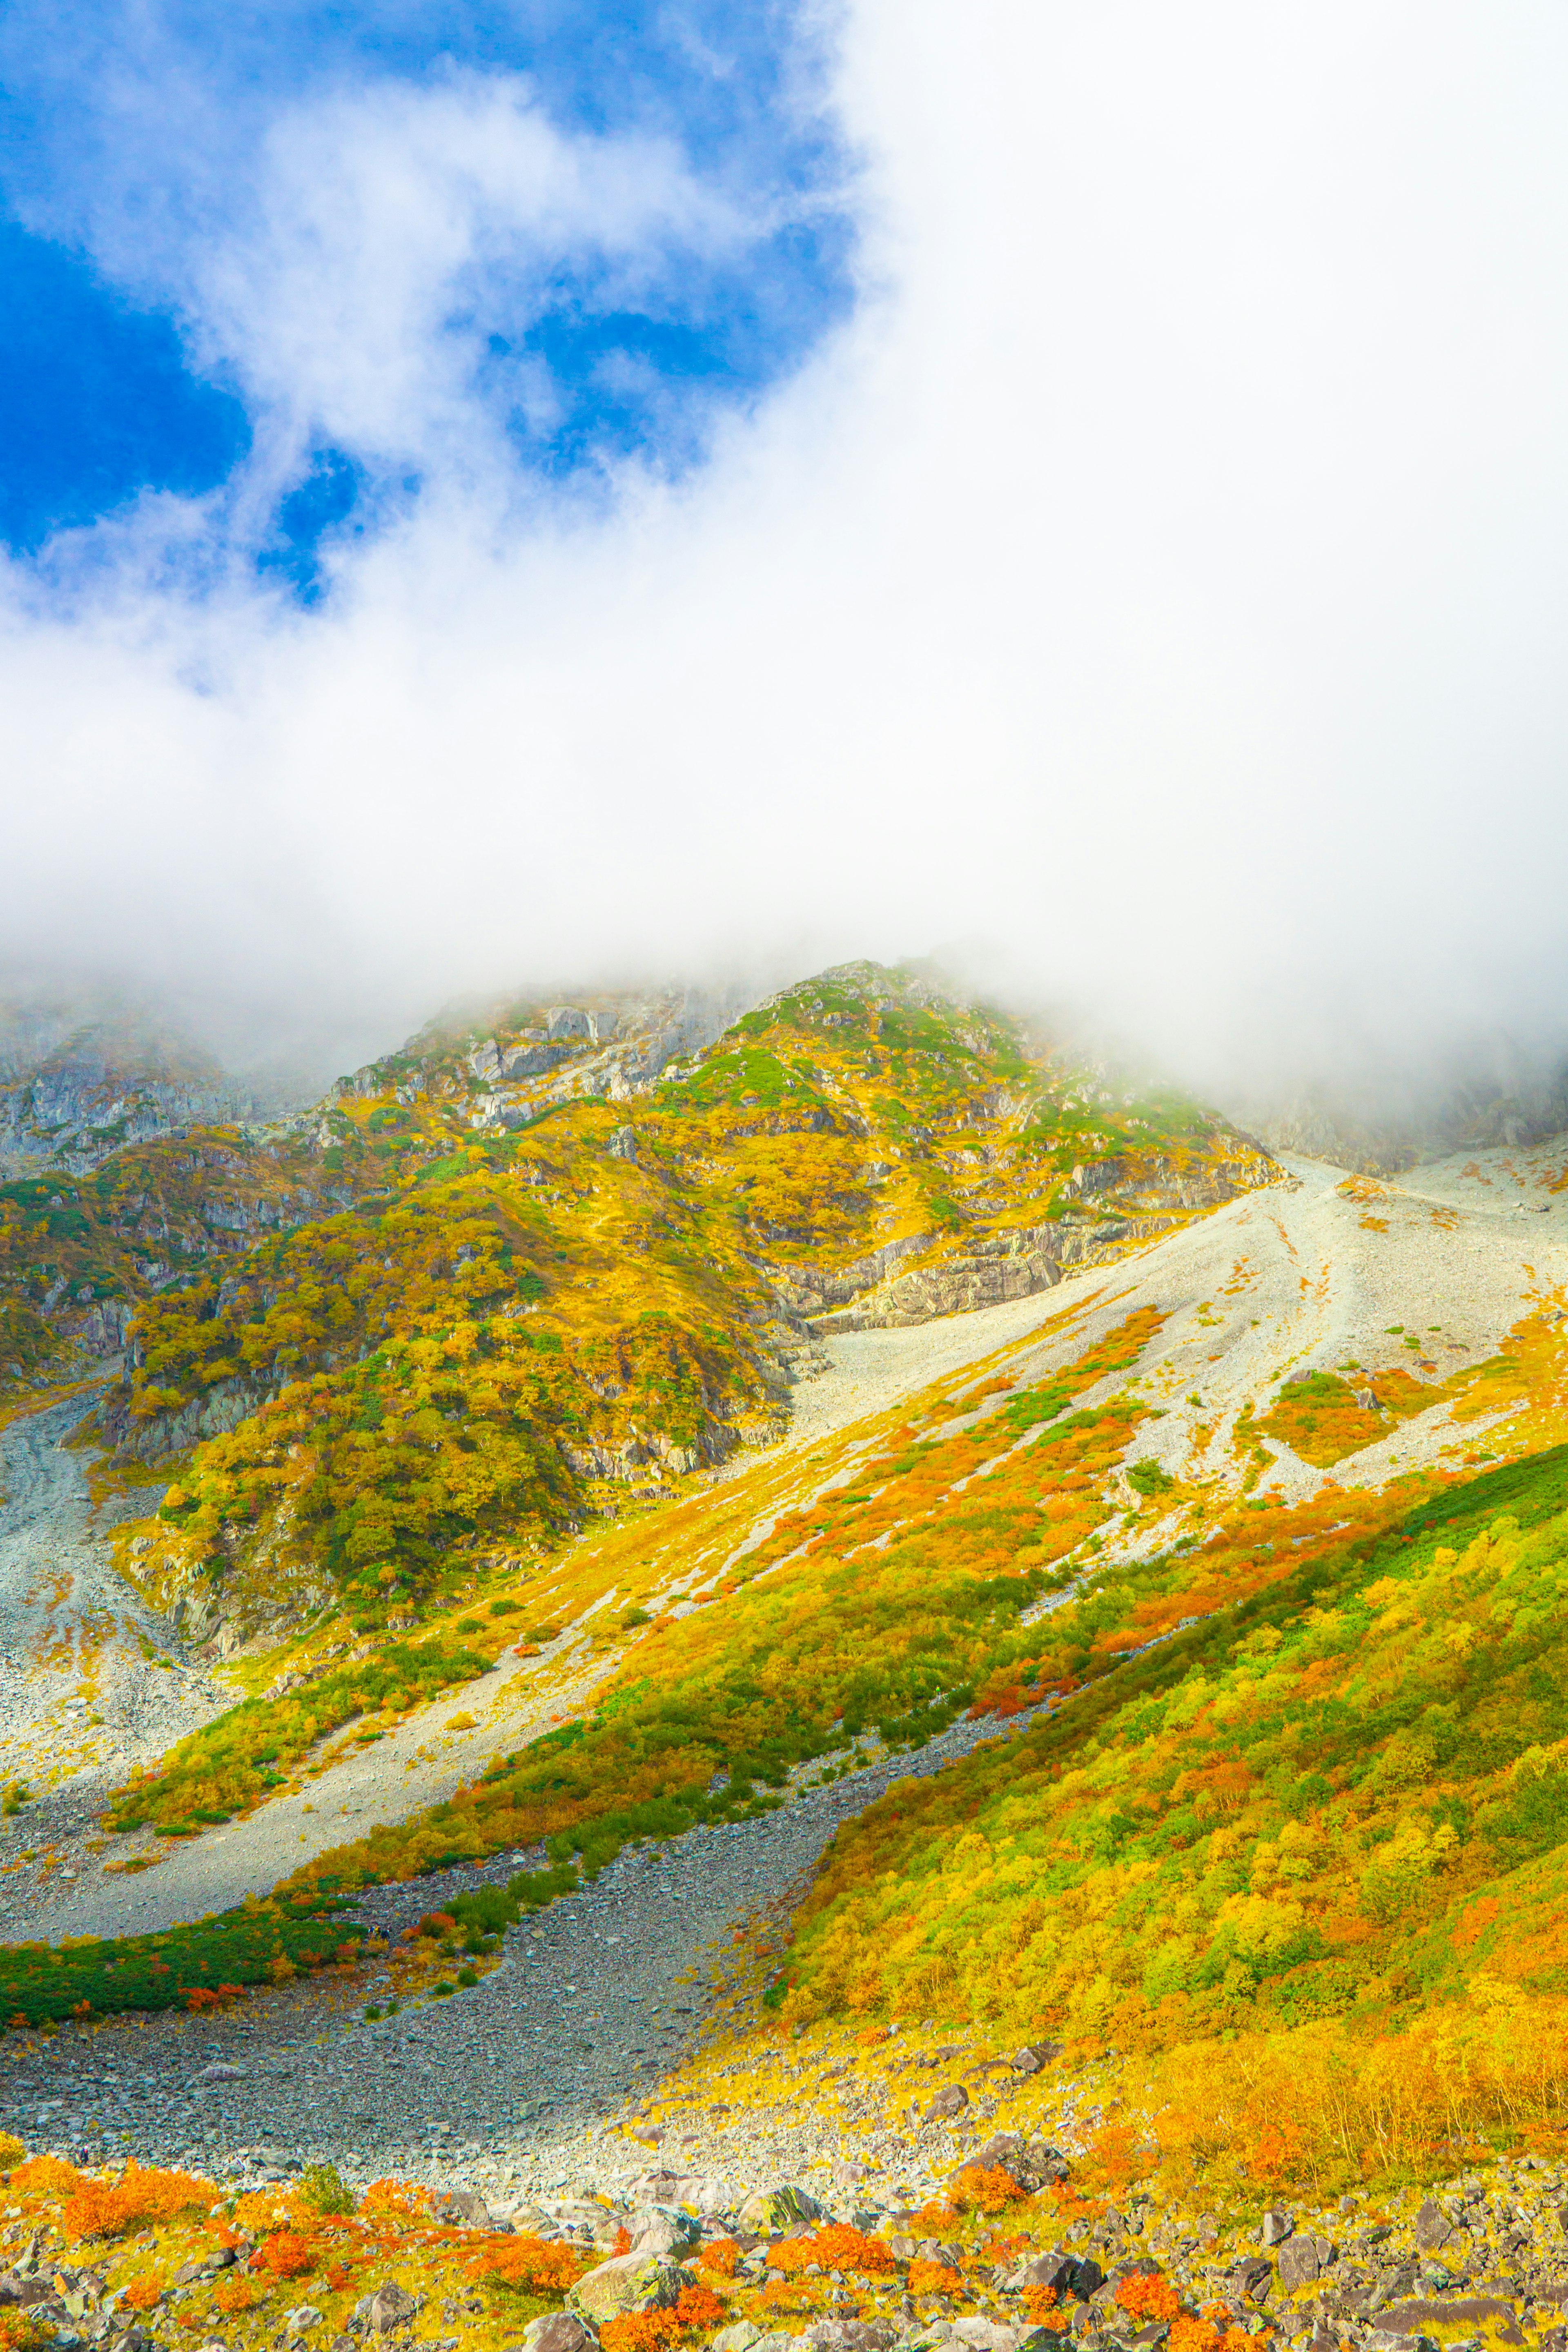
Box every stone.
[925,2085,969,2123]
[1278,2238,1336,2292]
[801,2328,898,2352]
[1008,2254,1104,2303]
[363,2283,419,2334]
[1261,2210,1293,2248]
[1011,2045,1063,2075]
[439,2190,496,2230]
[952,2323,1020,2350]
[568,2254,692,2325]
[1375,2302,1519,2334]
[1230,2260,1273,2306]
[521,2315,598,2352]
[966,2135,1069,2192]
[285,2307,325,2339]
[632,2207,703,2258]
[739,2186,831,2234]
[714,2328,765,2352]
[200,2063,246,2082]
[1414,2203,1452,2254]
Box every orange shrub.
[212,2280,256,2316]
[60,2163,214,2241]
[121,2278,163,2311]
[1116,2275,1181,2322]
[254,2233,315,2281]
[466,2236,586,2293]
[766,2227,895,2277]
[908,2260,965,2297]
[12,2155,81,2198]
[599,2285,726,2352]
[1169,2319,1254,2352]
[949,2165,1021,2215]
[361,2178,433,2227]
[699,2238,741,2278]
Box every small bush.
[295,2163,356,2216]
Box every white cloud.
[187,70,747,477]
[6,1,1568,1089]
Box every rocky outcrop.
[778,1156,1271,1335]
[102,1372,276,1464]
[0,993,310,1175]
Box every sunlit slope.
[101,964,1268,1657]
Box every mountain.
[92,960,1270,1655]
[19,960,1568,2348]
[0,988,314,1177]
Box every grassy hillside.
[100,964,1268,1660]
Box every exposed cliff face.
[767,1154,1270,1332]
[335,980,762,1126]
[0,994,310,1177]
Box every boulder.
[713,2328,765,2352]
[362,2282,419,2334]
[800,2325,898,2351]
[285,2309,325,2340]
[966,2134,1069,2192]
[569,2254,692,2325]
[521,2316,598,2352]
[738,2185,830,2234]
[1278,2238,1336,2292]
[1260,2210,1293,2248]
[630,2206,702,2259]
[1414,2202,1452,2254]
[1230,2260,1273,2307]
[1011,2044,1063,2075]
[1008,2253,1104,2303]
[439,2189,496,2230]
[925,2084,969,2122]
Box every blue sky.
[5,4,1568,1090]
[0,0,855,590]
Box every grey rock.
[1261,2209,1293,2247]
[521,2316,599,2352]
[967,2134,1068,2192]
[1011,2045,1062,2075]
[1008,2254,1103,2303]
[714,2328,765,2352]
[364,2282,419,2334]
[1415,2203,1452,2254]
[437,2190,495,2230]
[285,2308,325,2339]
[739,2185,830,2234]
[924,2084,969,2123]
[631,2206,702,2258]
[1230,2260,1273,2306]
[545,1007,594,1041]
[1278,2238,1337,2291]
[569,2254,692,2324]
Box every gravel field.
[0,1706,1048,2208]
[0,1391,225,1812]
